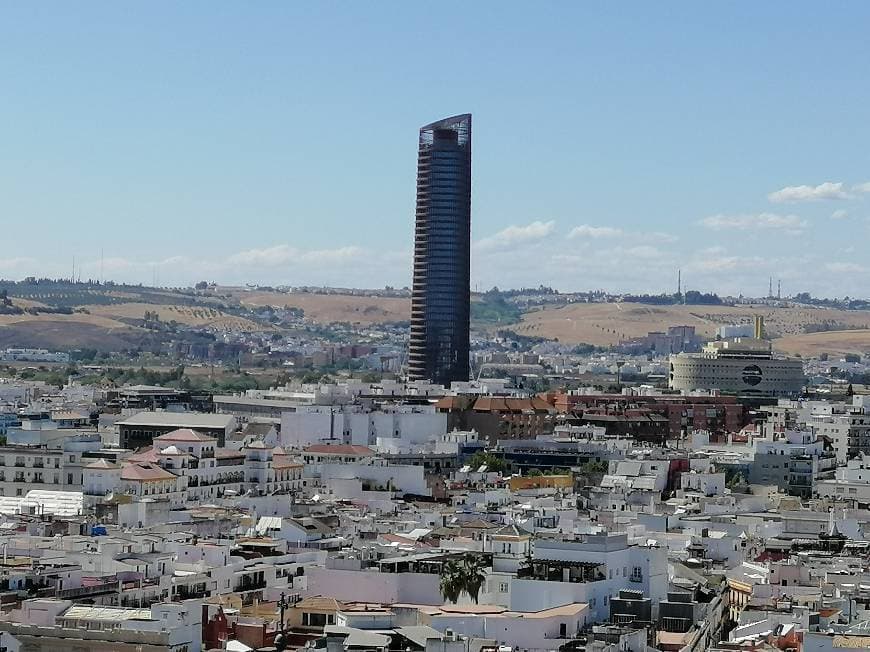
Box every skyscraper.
[408,114,472,386]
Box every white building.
[810,406,870,463]
[0,598,201,651]
[0,433,104,497]
[281,404,447,449]
[510,533,668,622]
[0,348,70,363]
[669,338,805,397]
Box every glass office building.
[408,114,472,386]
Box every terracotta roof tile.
[120,463,177,482]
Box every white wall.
[281,406,447,450]
[304,567,442,605]
[319,463,428,496]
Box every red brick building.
[436,395,555,443]
[552,392,747,440]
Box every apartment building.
[511,533,668,622]
[84,428,303,508]
[749,430,837,497]
[810,406,870,463]
[0,433,108,497]
[116,411,236,448]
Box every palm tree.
[439,554,487,604]
[439,559,464,604]
[462,554,486,604]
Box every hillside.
[0,281,251,352]
[229,290,411,325]
[0,312,146,351]
[512,302,870,355]
[4,280,870,358]
[772,330,870,357]
[89,302,263,332]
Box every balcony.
[176,584,209,600]
[517,560,606,583]
[57,581,118,599]
[234,578,267,592]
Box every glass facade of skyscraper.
[408,114,471,386]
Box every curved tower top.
[419,114,472,147]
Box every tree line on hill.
[621,291,724,305]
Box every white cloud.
[617,245,662,259]
[568,225,623,239]
[0,257,37,271]
[853,181,870,194]
[825,262,868,274]
[227,245,294,266]
[567,225,678,244]
[227,244,365,267]
[647,231,679,244]
[699,212,808,234]
[692,256,740,272]
[475,220,555,251]
[768,181,851,203]
[831,209,849,220]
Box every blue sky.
[2,2,869,296]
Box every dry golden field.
[513,302,870,355]
[90,302,263,332]
[0,313,140,351]
[773,330,870,357]
[234,291,410,325]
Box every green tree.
[439,560,463,604]
[467,452,507,473]
[439,554,487,604]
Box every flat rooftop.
[116,411,234,429]
[62,604,154,622]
